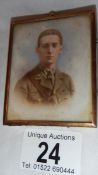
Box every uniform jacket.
[14,64,74,105]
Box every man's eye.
[41,43,58,49]
[52,43,58,48]
[42,44,49,48]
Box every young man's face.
[36,34,62,68]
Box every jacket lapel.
[30,65,65,94]
[40,75,53,90]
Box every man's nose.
[48,45,53,52]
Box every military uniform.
[14,64,74,105]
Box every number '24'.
[37,142,60,164]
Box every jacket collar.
[30,64,64,90]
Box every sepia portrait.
[3,5,97,127]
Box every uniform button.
[58,98,61,102]
[38,98,41,102]
[53,90,56,95]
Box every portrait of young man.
[14,29,74,106]
[6,13,93,124]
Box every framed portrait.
[3,5,97,127]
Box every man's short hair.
[37,29,63,47]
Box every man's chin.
[47,58,54,63]
[44,61,54,68]
[46,61,54,65]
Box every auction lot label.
[20,128,82,175]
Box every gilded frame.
[3,5,97,127]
